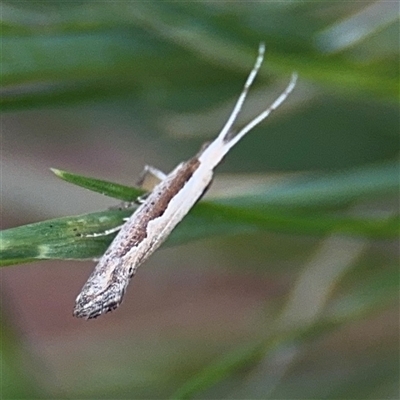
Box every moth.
[74,43,297,319]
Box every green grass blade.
[1,201,397,267]
[1,162,398,267]
[0,209,130,266]
[51,168,145,201]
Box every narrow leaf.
[51,168,145,201]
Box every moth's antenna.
[225,72,298,150]
[216,42,266,142]
[198,44,297,169]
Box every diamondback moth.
[74,43,297,319]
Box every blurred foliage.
[0,1,399,399]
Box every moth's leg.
[109,201,137,210]
[135,165,167,204]
[86,166,167,238]
[109,165,166,211]
[137,165,167,191]
[84,224,125,238]
[84,214,131,238]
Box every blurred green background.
[1,1,399,399]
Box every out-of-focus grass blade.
[1,31,153,111]
[171,341,268,400]
[0,308,44,398]
[171,263,399,399]
[190,202,399,239]
[1,3,398,111]
[169,319,350,399]
[218,161,400,209]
